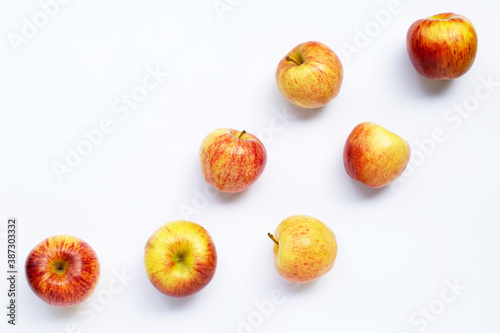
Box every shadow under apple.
[141,282,200,312]
[348,177,390,199]
[336,173,390,203]
[40,300,81,320]
[283,99,327,120]
[162,292,198,310]
[415,74,454,96]
[396,48,454,98]
[272,90,337,122]
[269,272,331,299]
[213,188,249,204]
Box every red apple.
[276,41,343,108]
[406,13,478,80]
[199,128,267,193]
[144,220,217,297]
[25,235,100,307]
[343,122,411,188]
[268,215,338,283]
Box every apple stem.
[268,233,279,246]
[238,130,246,139]
[286,56,300,66]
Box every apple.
[144,220,217,297]
[406,13,478,80]
[25,235,100,307]
[199,128,267,193]
[268,215,338,283]
[276,41,343,108]
[343,122,411,188]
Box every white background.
[1,0,499,332]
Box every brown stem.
[286,56,300,66]
[268,233,279,246]
[238,130,246,139]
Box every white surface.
[1,0,499,332]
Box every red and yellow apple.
[268,215,338,283]
[25,235,100,307]
[343,122,411,188]
[276,41,343,108]
[406,13,478,80]
[144,220,217,297]
[199,128,267,193]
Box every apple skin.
[144,220,217,297]
[25,235,100,307]
[199,128,267,193]
[276,41,343,108]
[406,13,478,80]
[268,215,338,283]
[343,122,411,188]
